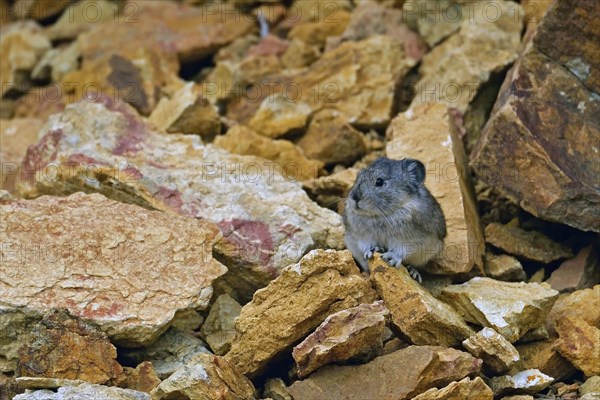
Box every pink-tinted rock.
[547,246,600,292]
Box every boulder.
[200,294,242,356]
[0,193,225,348]
[412,377,493,400]
[440,277,559,342]
[225,250,376,378]
[462,328,520,374]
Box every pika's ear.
[405,159,425,185]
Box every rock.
[11,0,70,20]
[517,325,550,343]
[296,109,367,166]
[489,369,554,397]
[470,3,600,233]
[401,0,465,47]
[411,0,523,112]
[547,246,600,292]
[547,286,600,334]
[13,85,67,121]
[501,396,534,400]
[248,94,312,138]
[45,0,116,41]
[171,309,204,332]
[484,253,526,282]
[412,377,493,400]
[112,362,161,394]
[288,10,351,48]
[120,327,211,380]
[287,345,481,400]
[15,98,344,297]
[581,376,600,396]
[554,316,600,376]
[281,39,321,69]
[462,328,520,374]
[515,338,577,382]
[292,301,389,378]
[370,258,474,347]
[0,310,41,373]
[263,378,292,400]
[484,223,573,263]
[440,277,559,342]
[0,192,225,348]
[17,311,122,384]
[302,167,357,211]
[0,118,44,193]
[14,383,151,400]
[148,82,221,142]
[228,35,415,130]
[386,102,485,275]
[214,125,323,181]
[200,294,242,356]
[151,353,256,400]
[0,21,51,97]
[225,249,376,378]
[15,377,85,390]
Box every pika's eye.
[375,178,384,187]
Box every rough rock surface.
[0,118,44,192]
[462,328,520,374]
[515,338,577,382]
[412,377,493,400]
[0,192,225,347]
[303,167,357,211]
[15,99,344,297]
[581,376,600,397]
[225,250,376,378]
[490,369,554,397]
[287,345,481,400]
[484,253,526,282]
[17,311,122,384]
[264,378,292,400]
[45,0,116,41]
[440,277,559,342]
[485,223,573,263]
[470,1,600,232]
[200,294,242,356]
[554,316,600,376]
[386,103,485,274]
[120,328,211,380]
[547,246,600,292]
[370,258,474,347]
[214,125,323,181]
[292,301,389,378]
[14,383,151,400]
[547,285,600,334]
[112,362,161,394]
[151,353,256,400]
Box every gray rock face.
[14,383,151,400]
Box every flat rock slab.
[386,102,484,274]
[412,377,493,400]
[370,258,474,347]
[287,345,481,400]
[484,223,573,263]
[14,383,150,400]
[292,301,389,378]
[440,277,559,342]
[463,327,520,375]
[0,192,225,348]
[546,246,600,292]
[15,98,343,296]
[225,250,376,378]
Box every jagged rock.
[248,94,312,138]
[225,250,376,378]
[151,353,256,400]
[171,309,204,332]
[15,98,343,297]
[288,9,351,48]
[296,109,367,166]
[228,35,415,130]
[148,82,221,142]
[264,378,292,400]
[515,338,577,382]
[0,193,225,348]
[281,39,321,69]
[11,0,69,20]
[412,377,493,400]
[200,294,242,356]
[470,1,600,233]
[302,167,357,211]
[17,311,122,384]
[411,0,523,112]
[554,316,600,376]
[547,246,600,292]
[489,369,554,397]
[45,0,116,41]
[386,102,485,275]
[0,118,43,193]
[517,325,550,343]
[440,277,559,342]
[120,328,211,380]
[0,21,50,96]
[484,253,526,282]
[112,362,161,394]
[401,0,466,47]
[370,258,474,347]
[547,286,600,334]
[214,125,323,181]
[484,223,573,263]
[14,383,150,400]
[462,328,520,374]
[292,301,389,378]
[581,376,600,397]
[287,345,481,400]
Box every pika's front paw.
[363,246,384,260]
[406,266,422,283]
[381,252,402,268]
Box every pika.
[343,157,447,282]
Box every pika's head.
[346,157,426,216]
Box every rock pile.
[1,0,598,399]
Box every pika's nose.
[351,192,360,202]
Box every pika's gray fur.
[343,157,447,281]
